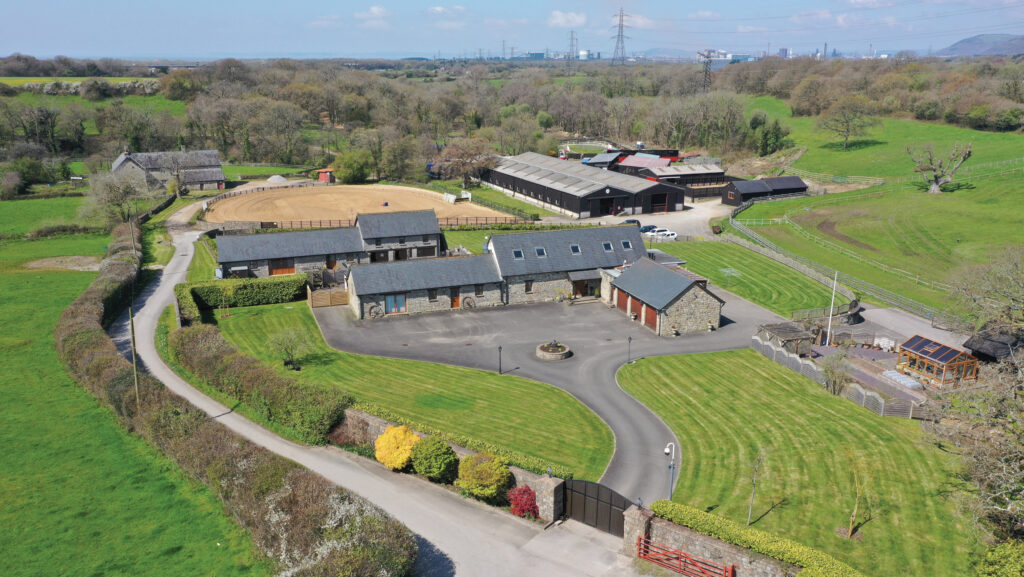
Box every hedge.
[174,274,307,325]
[352,402,575,479]
[649,500,864,577]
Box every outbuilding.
[639,164,726,186]
[217,227,366,278]
[612,155,671,177]
[601,258,724,336]
[897,335,978,388]
[763,176,808,195]
[316,168,336,183]
[722,179,773,206]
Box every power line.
[698,49,713,92]
[612,8,630,65]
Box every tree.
[746,451,766,526]
[979,540,1024,577]
[268,328,308,369]
[435,137,496,188]
[81,171,149,225]
[906,143,973,194]
[374,425,421,471]
[757,119,790,157]
[821,350,852,395]
[818,95,879,150]
[331,149,374,184]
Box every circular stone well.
[536,341,573,361]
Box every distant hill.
[938,34,1024,57]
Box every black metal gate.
[559,479,630,537]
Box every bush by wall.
[507,485,539,519]
[55,221,417,576]
[978,540,1024,577]
[410,436,458,483]
[455,453,513,504]
[185,274,308,310]
[374,425,421,471]
[650,500,864,577]
[169,323,350,445]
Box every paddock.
[202,183,507,223]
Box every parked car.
[638,225,657,233]
[644,228,668,237]
[623,219,641,227]
[658,231,678,240]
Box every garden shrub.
[978,541,1024,577]
[375,425,421,471]
[507,485,539,519]
[455,453,512,504]
[187,274,308,309]
[410,436,458,483]
[650,500,863,577]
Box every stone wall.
[222,251,365,279]
[363,234,441,262]
[329,408,563,522]
[506,272,572,305]
[660,286,723,335]
[622,507,801,577]
[354,283,504,319]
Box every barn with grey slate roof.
[112,149,225,191]
[601,258,723,336]
[482,152,684,217]
[356,210,443,263]
[218,227,367,278]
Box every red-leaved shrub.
[508,485,539,519]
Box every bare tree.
[81,171,150,225]
[269,329,308,369]
[906,143,972,194]
[821,350,852,395]
[818,95,879,150]
[747,451,767,526]
[435,138,496,188]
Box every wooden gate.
[617,289,628,311]
[637,537,735,577]
[559,480,630,537]
[450,286,460,309]
[644,305,658,330]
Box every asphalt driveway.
[314,291,782,505]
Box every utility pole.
[611,7,629,65]
[824,42,828,61]
[698,49,713,92]
[567,30,578,75]
[502,40,506,60]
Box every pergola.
[897,335,978,388]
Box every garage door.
[269,258,295,276]
[644,305,658,330]
[616,289,628,312]
[630,296,642,317]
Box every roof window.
[535,247,547,258]
[570,244,581,255]
[512,249,524,260]
[602,241,613,252]
[621,240,633,250]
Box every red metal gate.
[637,537,735,577]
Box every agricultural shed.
[315,168,335,183]
[639,164,726,186]
[756,323,815,356]
[583,152,625,169]
[721,179,773,206]
[897,335,978,388]
[111,148,225,191]
[348,255,503,318]
[613,155,671,177]
[602,258,723,336]
[217,227,366,278]
[763,176,808,195]
[482,152,684,217]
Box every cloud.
[548,10,587,28]
[354,5,390,29]
[845,0,893,6]
[789,10,833,25]
[308,14,340,29]
[435,20,466,30]
[625,14,656,29]
[429,5,465,15]
[737,25,770,33]
[688,10,721,20]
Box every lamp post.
[664,442,676,500]
[498,345,503,375]
[627,335,633,364]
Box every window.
[416,246,436,258]
[475,284,484,297]
[570,244,581,255]
[374,238,382,246]
[428,289,438,302]
[384,294,407,314]
[621,240,633,250]
[512,249,524,260]
[248,261,259,270]
[535,247,547,258]
[524,280,534,294]
[422,235,429,243]
[602,241,613,252]
[398,237,406,245]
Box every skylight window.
[602,241,613,252]
[512,249,524,260]
[621,240,633,250]
[535,247,547,258]
[570,244,581,255]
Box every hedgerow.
[189,275,308,308]
[649,500,864,577]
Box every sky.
[1,0,1023,60]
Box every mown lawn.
[0,196,83,236]
[619,349,976,577]
[443,229,495,254]
[467,185,559,218]
[0,232,271,577]
[651,241,835,316]
[216,303,614,480]
[187,237,218,282]
[747,96,1024,178]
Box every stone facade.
[659,286,722,336]
[352,283,504,319]
[363,233,441,263]
[622,507,800,577]
[505,272,572,305]
[221,251,366,279]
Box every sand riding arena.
[202,183,509,224]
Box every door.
[650,192,668,213]
[384,294,406,314]
[573,280,585,297]
[450,287,460,309]
[630,296,642,317]
[268,258,295,276]
[326,255,337,270]
[616,289,628,311]
[644,305,658,330]
[394,249,408,261]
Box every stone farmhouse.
[111,148,225,191]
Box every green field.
[651,241,835,316]
[443,229,496,254]
[0,76,149,86]
[566,143,608,154]
[0,196,84,236]
[0,226,271,576]
[747,96,1024,178]
[216,303,614,480]
[221,165,309,180]
[188,237,218,282]
[619,350,976,577]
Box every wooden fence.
[308,286,349,308]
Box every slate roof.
[645,165,724,177]
[356,210,440,240]
[491,152,661,198]
[112,150,221,172]
[182,167,227,184]
[350,255,501,294]
[732,180,773,194]
[488,226,645,277]
[612,258,698,310]
[217,227,364,263]
[617,156,671,169]
[763,176,808,192]
[584,152,622,165]
[646,248,685,267]
[900,335,973,364]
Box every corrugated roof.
[490,152,661,198]
[732,180,773,194]
[612,258,696,310]
[617,156,671,169]
[645,165,724,177]
[900,335,972,364]
[356,210,441,240]
[217,227,364,263]
[584,152,622,165]
[763,176,807,192]
[350,255,501,294]
[489,226,645,276]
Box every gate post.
[621,505,653,557]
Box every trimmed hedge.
[352,402,575,479]
[169,323,351,445]
[175,275,307,326]
[650,500,864,577]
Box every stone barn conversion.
[601,258,723,336]
[112,148,225,191]
[482,152,685,217]
[355,210,442,263]
[217,227,366,278]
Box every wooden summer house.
[897,335,978,388]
